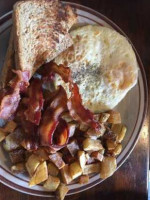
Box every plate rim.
[0,2,148,197]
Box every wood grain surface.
[0,0,149,200]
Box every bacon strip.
[67,84,100,130]
[0,70,30,120]
[40,86,68,147]
[16,106,39,150]
[44,62,100,130]
[24,78,44,125]
[39,62,70,83]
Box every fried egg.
[54,25,138,113]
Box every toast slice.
[0,28,15,88]
[13,0,77,76]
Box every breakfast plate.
[0,2,147,197]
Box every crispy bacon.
[0,88,20,120]
[41,62,100,131]
[0,70,30,120]
[40,86,68,147]
[24,79,44,125]
[9,70,30,92]
[16,106,39,150]
[39,62,70,83]
[67,84,100,130]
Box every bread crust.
[13,0,77,76]
[0,28,15,88]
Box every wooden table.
[0,0,149,200]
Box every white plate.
[0,2,148,197]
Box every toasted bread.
[13,0,77,76]
[0,28,15,88]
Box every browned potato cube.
[106,140,117,150]
[26,154,41,177]
[91,151,104,162]
[9,149,25,164]
[56,183,69,200]
[49,153,65,169]
[113,144,122,156]
[48,162,59,176]
[99,113,110,123]
[3,121,17,133]
[29,161,48,187]
[100,157,117,179]
[111,124,127,143]
[60,164,72,184]
[78,151,86,169]
[83,163,100,175]
[3,128,24,151]
[83,138,104,152]
[35,148,49,161]
[79,175,89,184]
[43,175,60,191]
[61,112,73,123]
[85,153,95,164]
[86,125,106,138]
[79,123,89,132]
[67,140,79,157]
[69,161,82,179]
[107,110,121,124]
[68,122,76,137]
[11,163,26,173]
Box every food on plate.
[13,0,77,76]
[29,161,48,187]
[11,162,26,174]
[0,0,138,199]
[79,175,89,184]
[43,175,60,191]
[55,25,138,113]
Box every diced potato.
[86,125,106,138]
[113,144,122,156]
[43,175,60,191]
[26,154,41,177]
[100,157,117,179]
[106,140,117,151]
[3,121,17,133]
[83,163,100,175]
[0,128,8,142]
[111,124,127,143]
[3,128,24,151]
[29,161,48,187]
[85,154,95,164]
[48,162,59,176]
[34,148,49,162]
[99,113,110,123]
[78,151,86,169]
[83,138,104,152]
[11,163,26,173]
[94,114,100,121]
[67,140,79,157]
[61,112,73,123]
[56,183,69,200]
[69,161,82,179]
[107,110,121,124]
[91,151,104,162]
[9,149,25,164]
[61,164,72,184]
[68,122,76,137]
[79,123,89,132]
[49,153,65,169]
[79,175,89,184]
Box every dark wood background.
[0,0,149,200]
